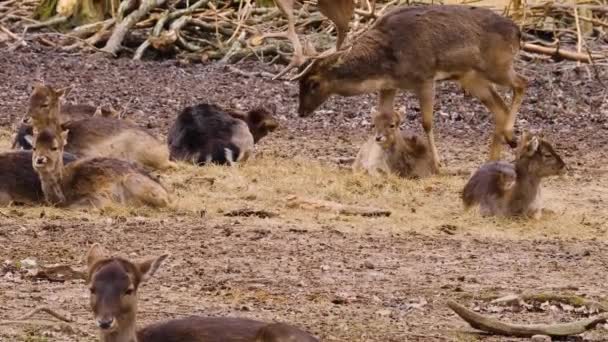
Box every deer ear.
[137,254,169,283]
[60,129,69,146]
[24,134,34,148]
[526,136,540,155]
[87,243,109,270]
[55,86,72,99]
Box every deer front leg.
[377,89,396,115]
[415,82,442,170]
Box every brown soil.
[0,46,607,342]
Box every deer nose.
[375,135,385,142]
[97,317,114,330]
[35,157,47,165]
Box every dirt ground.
[0,45,607,342]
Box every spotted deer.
[353,110,437,178]
[462,132,566,219]
[296,5,528,170]
[85,244,319,342]
[22,84,175,171]
[32,128,172,209]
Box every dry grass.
[1,132,606,241]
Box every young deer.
[167,103,278,166]
[86,244,318,342]
[0,151,76,206]
[462,132,566,219]
[296,5,528,170]
[13,103,118,149]
[22,84,175,171]
[32,128,172,209]
[353,111,437,178]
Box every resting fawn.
[296,5,527,169]
[462,132,566,219]
[32,128,172,209]
[23,83,174,171]
[353,111,437,178]
[86,244,318,342]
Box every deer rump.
[168,103,254,166]
[0,151,77,205]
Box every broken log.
[448,300,608,338]
[522,43,604,63]
[286,195,391,217]
[100,0,166,56]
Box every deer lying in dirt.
[353,111,437,178]
[20,83,174,171]
[168,103,278,165]
[296,5,528,170]
[13,103,118,149]
[0,151,76,206]
[462,132,566,219]
[86,243,318,342]
[32,128,172,209]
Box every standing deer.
[296,5,528,169]
[85,244,319,342]
[462,132,566,219]
[266,0,363,78]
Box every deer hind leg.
[415,82,442,170]
[459,72,510,161]
[123,174,171,208]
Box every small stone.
[20,258,37,269]
[363,261,375,269]
[320,265,330,272]
[530,334,551,342]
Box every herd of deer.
[1,2,572,341]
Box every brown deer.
[0,150,77,206]
[267,0,360,79]
[23,84,175,171]
[85,243,319,342]
[353,110,437,178]
[13,102,118,150]
[462,132,566,219]
[32,128,172,209]
[296,5,528,170]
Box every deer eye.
[51,147,58,151]
[390,124,396,128]
[124,288,134,296]
[90,288,96,294]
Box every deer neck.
[509,163,542,210]
[327,36,396,96]
[37,156,66,205]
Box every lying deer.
[32,128,172,209]
[353,111,437,178]
[20,84,174,171]
[13,103,118,149]
[462,132,566,219]
[0,151,76,206]
[168,103,278,166]
[86,243,319,342]
[296,5,528,170]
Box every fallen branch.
[522,42,604,63]
[286,195,391,217]
[448,300,608,337]
[18,306,73,322]
[24,15,68,31]
[100,0,167,56]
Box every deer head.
[516,131,566,178]
[86,244,168,338]
[26,83,71,131]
